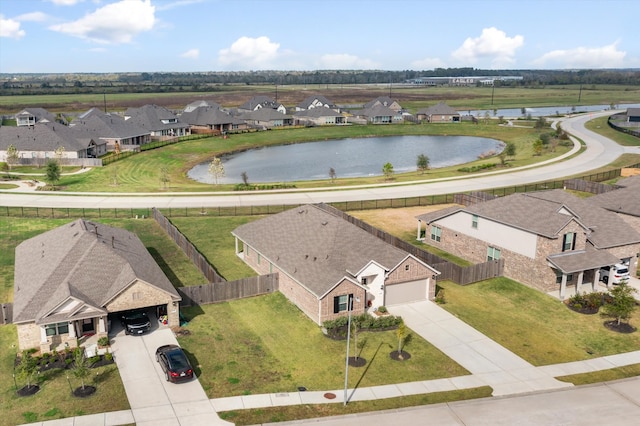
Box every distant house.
[293,108,347,126]
[238,96,286,114]
[124,104,190,140]
[237,108,293,128]
[0,121,105,163]
[351,104,403,124]
[363,96,402,113]
[295,95,339,112]
[71,108,151,152]
[232,204,439,325]
[416,102,461,123]
[13,219,181,352]
[181,106,248,134]
[14,108,67,127]
[416,190,640,299]
[184,99,222,113]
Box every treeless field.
[349,204,458,238]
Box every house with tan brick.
[13,219,181,352]
[232,204,439,325]
[416,190,640,299]
[415,102,461,123]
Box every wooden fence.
[152,207,225,283]
[177,274,278,306]
[315,203,504,284]
[1,303,13,324]
[563,178,619,194]
[454,191,499,206]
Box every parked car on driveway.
[156,344,194,383]
[600,263,630,285]
[120,310,151,335]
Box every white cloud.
[49,0,156,44]
[452,27,524,68]
[48,0,84,5]
[16,12,48,22]
[317,54,378,70]
[218,36,281,69]
[0,15,25,39]
[181,48,200,59]
[156,0,205,12]
[411,57,446,70]
[532,42,626,69]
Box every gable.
[105,279,177,313]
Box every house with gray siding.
[416,190,640,299]
[232,204,439,325]
[13,219,181,352]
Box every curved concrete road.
[1,111,638,209]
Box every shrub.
[378,306,388,314]
[98,337,110,347]
[105,352,113,361]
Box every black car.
[155,345,194,383]
[120,310,151,335]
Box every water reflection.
[188,135,504,184]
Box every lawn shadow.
[348,341,387,402]
[182,348,202,378]
[92,365,117,385]
[147,247,184,287]
[180,304,205,322]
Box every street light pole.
[343,295,359,406]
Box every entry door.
[82,318,95,334]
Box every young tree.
[111,165,119,186]
[159,165,170,189]
[207,157,225,184]
[16,350,38,390]
[329,167,337,183]
[382,162,394,181]
[6,144,19,171]
[241,171,249,186]
[45,159,61,188]
[532,139,544,156]
[72,348,91,390]
[602,281,637,326]
[505,142,517,159]
[396,321,409,359]
[416,154,430,174]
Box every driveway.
[110,321,231,425]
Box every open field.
[1,84,639,115]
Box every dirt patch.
[350,204,458,237]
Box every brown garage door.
[385,280,427,306]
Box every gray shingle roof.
[547,249,620,274]
[15,108,57,124]
[0,122,96,153]
[364,96,397,109]
[13,219,180,325]
[180,106,245,126]
[232,204,413,298]
[297,95,336,110]
[184,100,221,113]
[72,108,149,139]
[124,104,189,132]
[239,96,282,111]
[416,102,460,116]
[588,175,640,217]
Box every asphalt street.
[2,111,638,209]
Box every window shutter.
[333,296,339,314]
[572,233,576,250]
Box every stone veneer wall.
[106,280,179,329]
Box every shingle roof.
[416,102,460,116]
[71,108,149,139]
[547,249,621,274]
[124,104,189,132]
[15,107,57,124]
[13,219,180,324]
[588,175,640,217]
[239,96,282,111]
[232,204,413,298]
[0,122,96,153]
[180,106,245,126]
[184,100,221,113]
[297,95,336,110]
[364,96,397,109]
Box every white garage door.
[385,280,427,306]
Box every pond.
[187,135,505,184]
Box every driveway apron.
[111,327,231,426]
[389,301,573,396]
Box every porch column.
[98,317,106,333]
[576,271,585,292]
[594,269,601,288]
[40,326,48,343]
[417,220,422,240]
[235,237,239,255]
[67,322,76,339]
[559,273,568,299]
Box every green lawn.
[437,279,640,365]
[178,292,469,398]
[0,326,129,426]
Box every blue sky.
[1,0,638,73]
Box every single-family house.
[416,102,461,123]
[416,190,640,298]
[184,99,222,113]
[238,96,286,114]
[351,104,403,124]
[232,204,439,325]
[71,108,151,152]
[293,108,347,126]
[363,96,402,113]
[588,175,640,233]
[237,108,293,129]
[295,95,339,112]
[13,219,181,352]
[0,121,105,163]
[180,106,248,134]
[15,108,67,127]
[124,104,191,140]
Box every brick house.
[13,219,181,352]
[415,102,461,123]
[588,175,640,234]
[232,204,439,325]
[416,190,640,298]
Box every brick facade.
[106,280,179,329]
[386,257,436,300]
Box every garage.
[385,279,428,306]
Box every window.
[555,271,573,284]
[472,215,479,229]
[333,294,353,314]
[487,246,501,261]
[45,322,69,336]
[562,232,576,252]
[431,225,442,242]
[405,264,410,271]
[132,292,141,300]
[361,277,368,285]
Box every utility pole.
[344,295,359,405]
